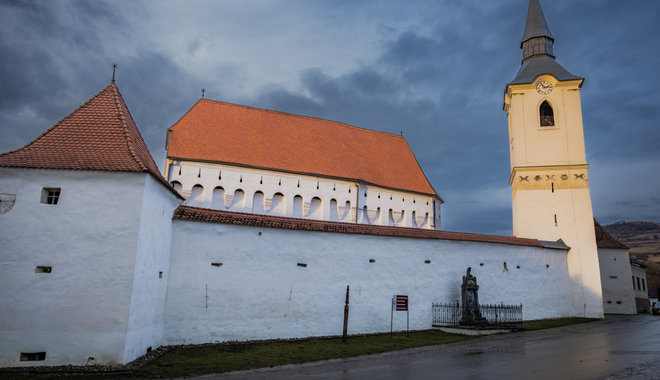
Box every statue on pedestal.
[460,267,487,326]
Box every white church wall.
[167,160,440,229]
[164,219,578,345]
[122,175,181,363]
[598,248,636,314]
[0,168,147,367]
[512,179,604,318]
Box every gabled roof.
[173,205,546,248]
[0,83,182,198]
[166,99,439,197]
[594,219,628,249]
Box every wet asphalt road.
[192,314,660,380]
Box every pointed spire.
[508,0,582,85]
[520,0,554,61]
[521,0,554,45]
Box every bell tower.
[503,0,603,318]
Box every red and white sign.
[395,295,408,311]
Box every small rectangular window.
[297,263,307,268]
[41,188,61,205]
[20,352,46,361]
[636,277,641,291]
[632,276,636,290]
[609,275,618,279]
[642,279,646,291]
[35,266,52,273]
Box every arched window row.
[172,181,432,228]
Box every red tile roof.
[173,205,544,248]
[167,99,439,197]
[0,84,182,198]
[594,219,628,249]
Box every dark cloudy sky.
[1,0,658,235]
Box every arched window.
[308,197,323,219]
[212,186,225,208]
[270,192,286,215]
[329,199,339,221]
[230,189,245,210]
[540,101,554,127]
[171,181,182,193]
[252,191,265,213]
[341,201,351,221]
[190,184,204,202]
[293,195,303,218]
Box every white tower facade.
[503,0,603,317]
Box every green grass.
[134,331,474,378]
[1,317,598,379]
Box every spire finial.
[520,0,555,61]
[201,89,205,99]
[111,63,117,84]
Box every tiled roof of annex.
[173,205,545,248]
[167,99,439,197]
[594,219,628,249]
[0,83,182,198]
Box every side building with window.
[594,220,636,314]
[631,259,650,313]
[163,99,442,229]
[0,84,183,367]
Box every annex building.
[0,0,645,367]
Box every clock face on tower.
[536,80,553,95]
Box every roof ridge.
[192,98,406,139]
[0,84,114,159]
[109,84,148,172]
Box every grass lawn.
[2,317,598,379]
[134,330,474,378]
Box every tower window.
[540,101,554,127]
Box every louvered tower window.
[540,101,554,127]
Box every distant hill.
[604,221,660,298]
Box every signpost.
[391,295,409,336]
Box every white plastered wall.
[122,175,181,363]
[167,160,440,229]
[598,248,636,314]
[0,168,147,367]
[164,219,578,345]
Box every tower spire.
[520,0,554,61]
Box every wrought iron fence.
[432,302,523,329]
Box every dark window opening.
[540,101,554,127]
[297,263,307,268]
[35,266,52,273]
[425,260,431,264]
[20,352,46,361]
[41,188,61,205]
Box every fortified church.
[0,0,643,367]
